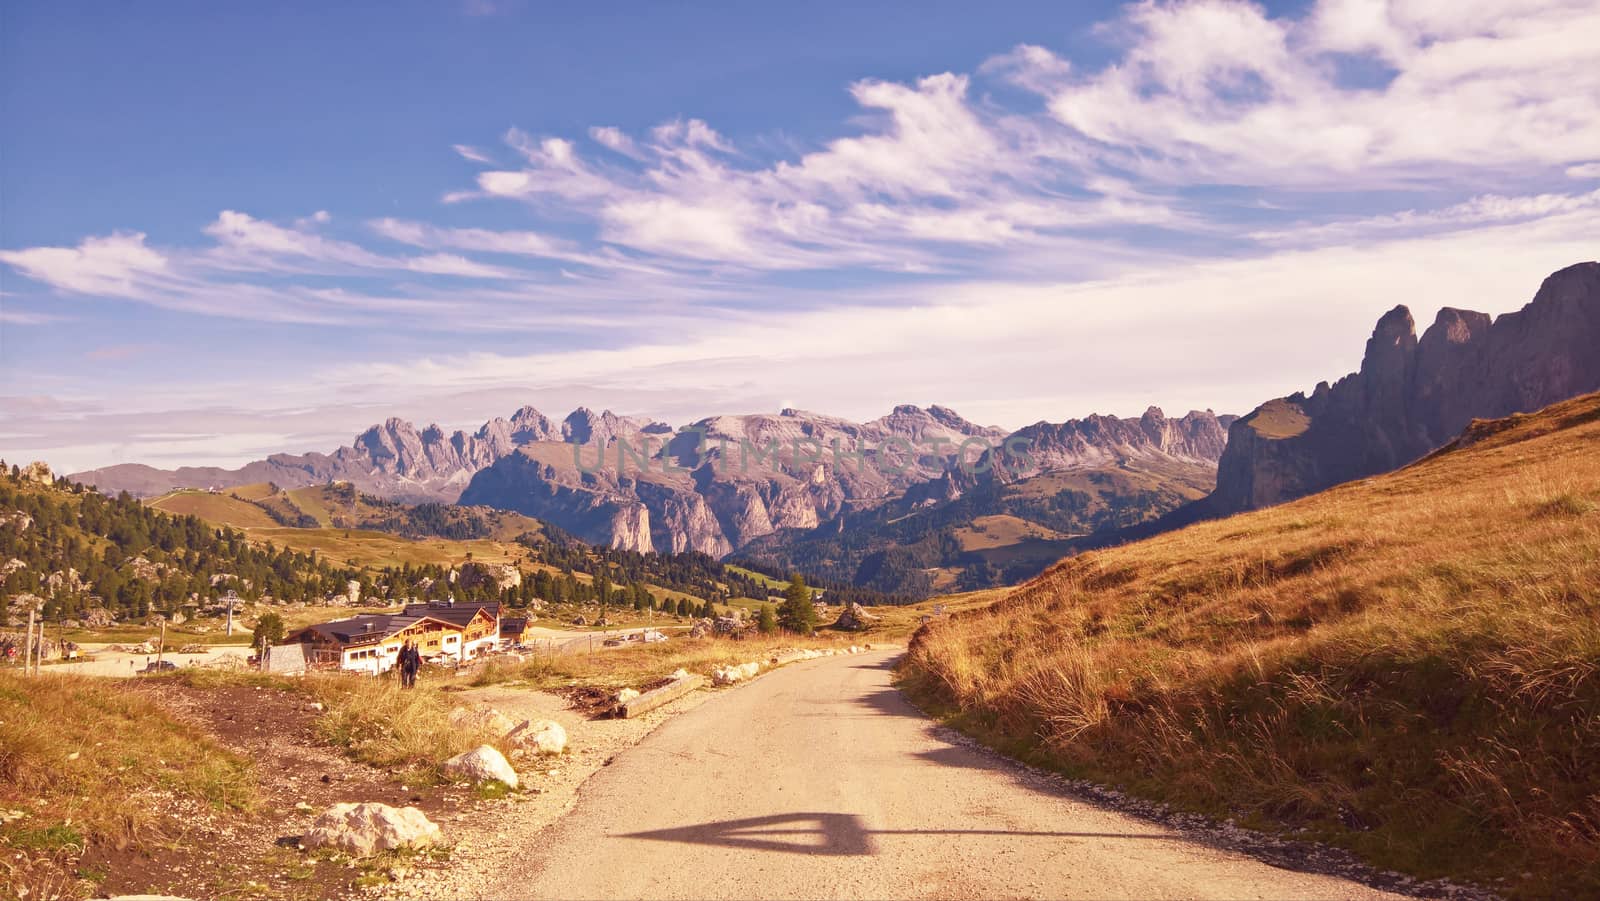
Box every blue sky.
[3,0,1598,471]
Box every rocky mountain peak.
[1361,305,1417,373]
[1213,261,1600,514]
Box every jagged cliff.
[69,406,657,504]
[1212,261,1600,513]
[457,404,1012,556]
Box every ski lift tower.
[223,590,241,636]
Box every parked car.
[142,660,178,673]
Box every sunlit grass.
[903,391,1600,899]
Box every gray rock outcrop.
[1212,261,1600,512]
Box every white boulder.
[509,719,567,755]
[712,661,762,686]
[448,706,516,738]
[442,745,518,788]
[616,688,641,704]
[302,802,442,857]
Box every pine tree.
[758,603,778,634]
[777,574,817,635]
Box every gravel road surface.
[488,648,1407,900]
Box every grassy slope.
[0,671,256,894]
[0,667,512,897]
[148,490,281,529]
[903,391,1600,899]
[143,486,531,570]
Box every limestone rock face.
[442,745,518,788]
[70,406,565,503]
[988,408,1233,484]
[302,802,442,857]
[20,462,53,484]
[457,404,1015,559]
[1213,262,1600,513]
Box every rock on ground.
[449,706,517,738]
[510,719,568,755]
[712,661,762,686]
[302,802,442,857]
[834,602,880,631]
[442,745,519,788]
[615,688,641,704]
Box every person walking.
[399,640,419,688]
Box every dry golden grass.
[0,672,255,869]
[903,391,1600,899]
[307,673,509,781]
[148,489,281,528]
[473,590,1005,693]
[471,632,880,693]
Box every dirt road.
[491,648,1407,900]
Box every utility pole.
[155,619,166,671]
[23,608,35,676]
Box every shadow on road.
[620,812,1170,856]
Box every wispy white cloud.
[989,0,1600,184]
[0,308,66,326]
[17,205,1596,473]
[1250,188,1600,244]
[0,232,169,297]
[452,144,494,164]
[4,0,1600,474]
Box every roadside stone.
[615,688,641,704]
[443,745,519,788]
[509,719,567,755]
[712,661,761,686]
[302,802,442,857]
[448,706,516,737]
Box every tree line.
[0,466,363,622]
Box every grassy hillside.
[148,490,281,529]
[0,670,256,897]
[146,484,544,571]
[902,391,1600,898]
[153,482,544,540]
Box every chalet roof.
[401,601,500,627]
[298,612,457,648]
[500,617,528,634]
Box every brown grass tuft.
[903,391,1600,899]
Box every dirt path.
[376,682,714,900]
[485,648,1411,900]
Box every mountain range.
[73,403,1234,595]
[69,261,1600,598]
